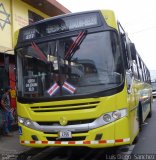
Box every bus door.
[120,32,139,138]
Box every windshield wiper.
[65,30,87,60]
[31,41,48,63]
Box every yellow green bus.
[15,10,152,148]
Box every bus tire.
[138,103,143,132]
[147,100,152,118]
[132,135,139,144]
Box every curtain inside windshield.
[17,31,123,98]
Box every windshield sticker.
[47,82,60,96]
[62,81,76,94]
[24,76,38,94]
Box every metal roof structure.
[22,0,71,16]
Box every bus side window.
[136,55,143,81]
[120,34,131,70]
[118,23,131,70]
[132,60,139,79]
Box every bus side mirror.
[130,43,136,60]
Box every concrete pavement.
[0,131,30,160]
[132,99,156,154]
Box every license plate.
[59,131,72,138]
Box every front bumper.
[19,117,131,148]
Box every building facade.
[0,0,70,110]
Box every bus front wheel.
[147,100,152,118]
[138,104,143,132]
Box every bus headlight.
[112,109,127,119]
[18,116,34,128]
[25,119,32,126]
[103,114,111,122]
[18,117,24,124]
[112,110,121,119]
[102,109,127,123]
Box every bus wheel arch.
[132,135,139,144]
[133,102,143,144]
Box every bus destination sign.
[21,12,100,41]
[46,13,99,34]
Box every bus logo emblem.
[60,117,68,126]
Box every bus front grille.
[46,136,86,141]
[37,118,95,126]
[30,101,99,112]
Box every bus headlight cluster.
[103,114,111,122]
[102,109,127,123]
[112,110,121,119]
[18,116,34,128]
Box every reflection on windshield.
[16,31,123,99]
[65,31,87,60]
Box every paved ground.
[0,131,29,155]
[132,99,156,154]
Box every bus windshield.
[16,31,123,99]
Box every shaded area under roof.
[21,0,71,16]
